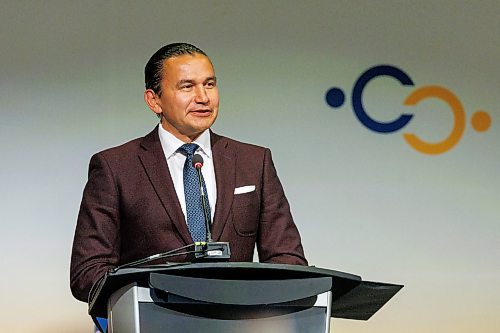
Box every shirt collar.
[158,125,212,160]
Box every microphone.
[192,153,204,170]
[191,154,230,261]
[192,154,212,242]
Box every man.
[70,43,307,303]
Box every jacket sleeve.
[70,153,121,303]
[257,148,308,265]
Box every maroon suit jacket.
[70,127,307,302]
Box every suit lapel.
[138,127,193,244]
[211,132,235,241]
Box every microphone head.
[192,154,204,169]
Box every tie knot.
[178,143,199,157]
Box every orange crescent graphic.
[403,86,465,155]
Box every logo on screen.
[325,65,492,155]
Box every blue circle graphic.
[352,65,415,133]
[325,87,345,108]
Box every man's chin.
[188,117,217,132]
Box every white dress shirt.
[158,125,217,223]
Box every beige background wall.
[0,1,498,332]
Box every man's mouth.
[190,109,212,116]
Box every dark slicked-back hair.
[145,42,207,95]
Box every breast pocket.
[231,190,260,236]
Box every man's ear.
[144,89,162,116]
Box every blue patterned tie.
[178,143,211,242]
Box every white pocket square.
[234,185,255,194]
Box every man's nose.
[194,86,209,104]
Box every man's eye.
[181,85,193,90]
[206,81,216,88]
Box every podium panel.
[139,303,328,333]
[108,284,331,333]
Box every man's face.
[148,53,219,142]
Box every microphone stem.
[195,167,213,242]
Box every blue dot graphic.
[325,87,345,108]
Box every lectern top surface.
[112,262,362,281]
[89,262,402,321]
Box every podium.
[89,262,402,332]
